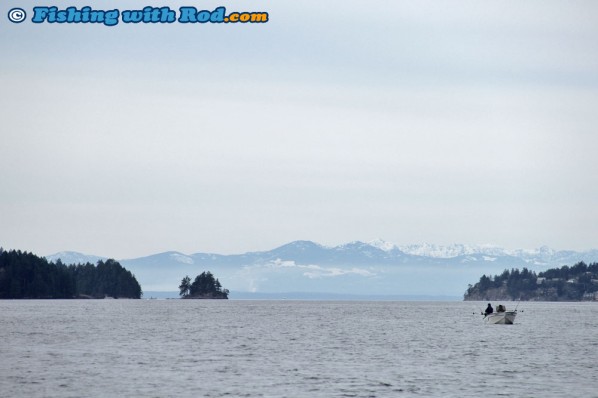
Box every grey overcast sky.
[1,1,597,258]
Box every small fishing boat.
[485,310,517,325]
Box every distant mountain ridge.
[45,240,598,297]
[46,240,597,267]
[47,251,108,266]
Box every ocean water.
[1,300,597,397]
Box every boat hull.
[485,311,516,325]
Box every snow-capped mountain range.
[46,240,598,298]
[373,240,563,263]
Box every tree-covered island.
[179,271,229,299]
[0,248,142,299]
[464,262,598,301]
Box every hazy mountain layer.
[46,241,598,297]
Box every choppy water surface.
[1,300,597,397]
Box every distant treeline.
[464,262,598,301]
[0,248,142,299]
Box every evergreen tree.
[184,271,228,299]
[464,262,598,301]
[0,249,141,299]
[179,275,191,297]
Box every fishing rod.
[514,298,522,312]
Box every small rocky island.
[464,262,598,301]
[179,271,229,299]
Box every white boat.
[485,310,517,325]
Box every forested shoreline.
[464,262,598,301]
[0,248,142,299]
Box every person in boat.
[484,303,493,316]
[497,304,505,312]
